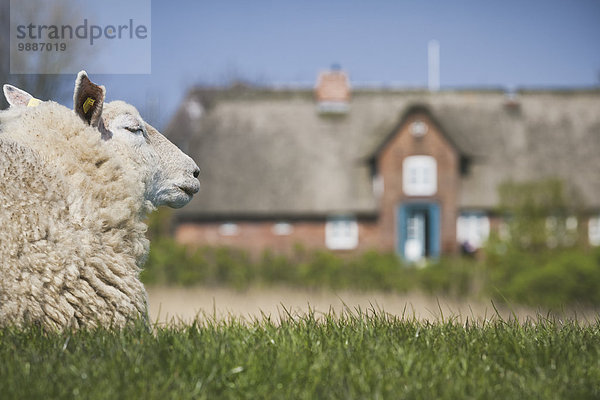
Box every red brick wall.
[176,220,383,257]
[376,112,460,254]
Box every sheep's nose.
[193,168,200,179]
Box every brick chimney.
[315,64,350,113]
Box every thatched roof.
[165,87,600,219]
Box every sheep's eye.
[125,126,144,135]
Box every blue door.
[397,203,441,261]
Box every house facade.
[166,69,600,260]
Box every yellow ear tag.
[82,97,95,114]
[27,98,41,107]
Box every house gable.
[369,104,465,167]
[373,104,461,254]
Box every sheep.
[0,71,200,330]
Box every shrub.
[346,251,412,292]
[258,250,296,284]
[142,243,420,293]
[497,179,584,251]
[141,238,600,308]
[419,257,482,298]
[494,248,600,308]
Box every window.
[546,216,579,247]
[566,216,578,231]
[325,216,358,250]
[372,174,384,198]
[185,99,204,119]
[457,212,490,250]
[317,101,350,114]
[589,216,600,246]
[410,121,428,138]
[272,222,293,236]
[218,223,239,236]
[402,156,437,196]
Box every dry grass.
[147,285,600,326]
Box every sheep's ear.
[73,70,105,127]
[3,84,41,107]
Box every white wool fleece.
[0,102,150,330]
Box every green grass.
[1,310,599,399]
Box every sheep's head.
[3,73,201,209]
[72,71,201,209]
[99,101,201,208]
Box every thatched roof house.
[166,71,600,259]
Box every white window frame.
[589,216,600,246]
[566,216,578,231]
[402,155,437,196]
[272,222,293,236]
[325,216,358,250]
[218,223,239,236]
[457,212,490,249]
[185,99,204,119]
[546,215,579,247]
[410,121,428,138]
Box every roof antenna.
[428,40,440,92]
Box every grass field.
[1,310,599,399]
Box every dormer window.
[402,156,437,196]
[185,98,204,119]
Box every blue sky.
[62,0,600,128]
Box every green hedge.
[485,244,600,308]
[142,239,414,292]
[141,238,600,308]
